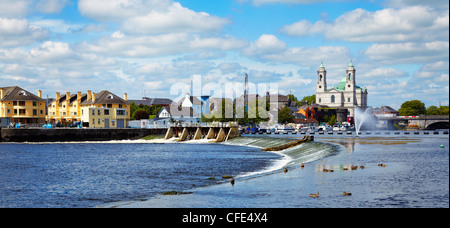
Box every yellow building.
[80,90,130,128]
[48,91,85,126]
[0,86,46,126]
[49,90,130,128]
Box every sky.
[0,0,448,109]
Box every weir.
[165,126,241,142]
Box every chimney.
[92,92,96,103]
[56,92,61,101]
[66,92,71,110]
[77,91,82,100]
[38,90,42,98]
[87,90,92,101]
[124,93,128,101]
[0,88,4,100]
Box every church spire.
[348,59,354,67]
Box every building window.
[92,109,95,116]
[119,104,123,108]
[19,101,25,106]
[33,101,37,106]
[33,109,37,116]
[98,109,101,115]
[117,110,126,116]
[98,119,101,124]
[104,109,109,115]
[331,95,335,103]
[348,98,351,102]
[107,104,112,108]
[319,98,321,103]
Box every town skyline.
[0,0,448,110]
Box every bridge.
[377,115,449,130]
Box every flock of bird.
[229,162,388,199]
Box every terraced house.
[0,86,46,126]
[48,90,130,128]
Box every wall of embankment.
[0,128,167,143]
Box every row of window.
[88,108,127,116]
[318,96,352,103]
[11,101,41,106]
[3,109,44,116]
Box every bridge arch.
[425,121,449,130]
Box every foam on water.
[223,136,339,178]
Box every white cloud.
[35,0,71,14]
[362,41,449,65]
[79,32,247,58]
[0,18,48,47]
[122,2,230,34]
[240,0,346,6]
[0,0,30,18]
[280,6,449,43]
[78,0,172,22]
[32,19,83,33]
[242,34,286,56]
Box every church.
[315,61,368,117]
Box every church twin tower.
[315,61,368,117]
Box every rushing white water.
[222,136,338,178]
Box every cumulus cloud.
[78,0,172,22]
[0,18,48,47]
[78,32,247,58]
[242,34,286,56]
[35,0,71,14]
[280,6,449,43]
[362,41,449,65]
[0,0,30,18]
[239,0,346,6]
[243,35,350,67]
[79,0,230,35]
[122,2,230,34]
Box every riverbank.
[110,134,449,208]
[0,128,166,142]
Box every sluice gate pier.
[165,126,241,142]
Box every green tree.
[301,95,316,105]
[439,106,449,115]
[398,100,426,116]
[278,107,294,124]
[328,115,337,126]
[426,106,440,115]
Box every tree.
[398,100,426,116]
[133,110,149,120]
[427,105,449,115]
[301,95,316,105]
[328,115,337,126]
[278,107,294,124]
[426,106,440,115]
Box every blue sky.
[0,0,448,109]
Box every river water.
[0,132,448,208]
